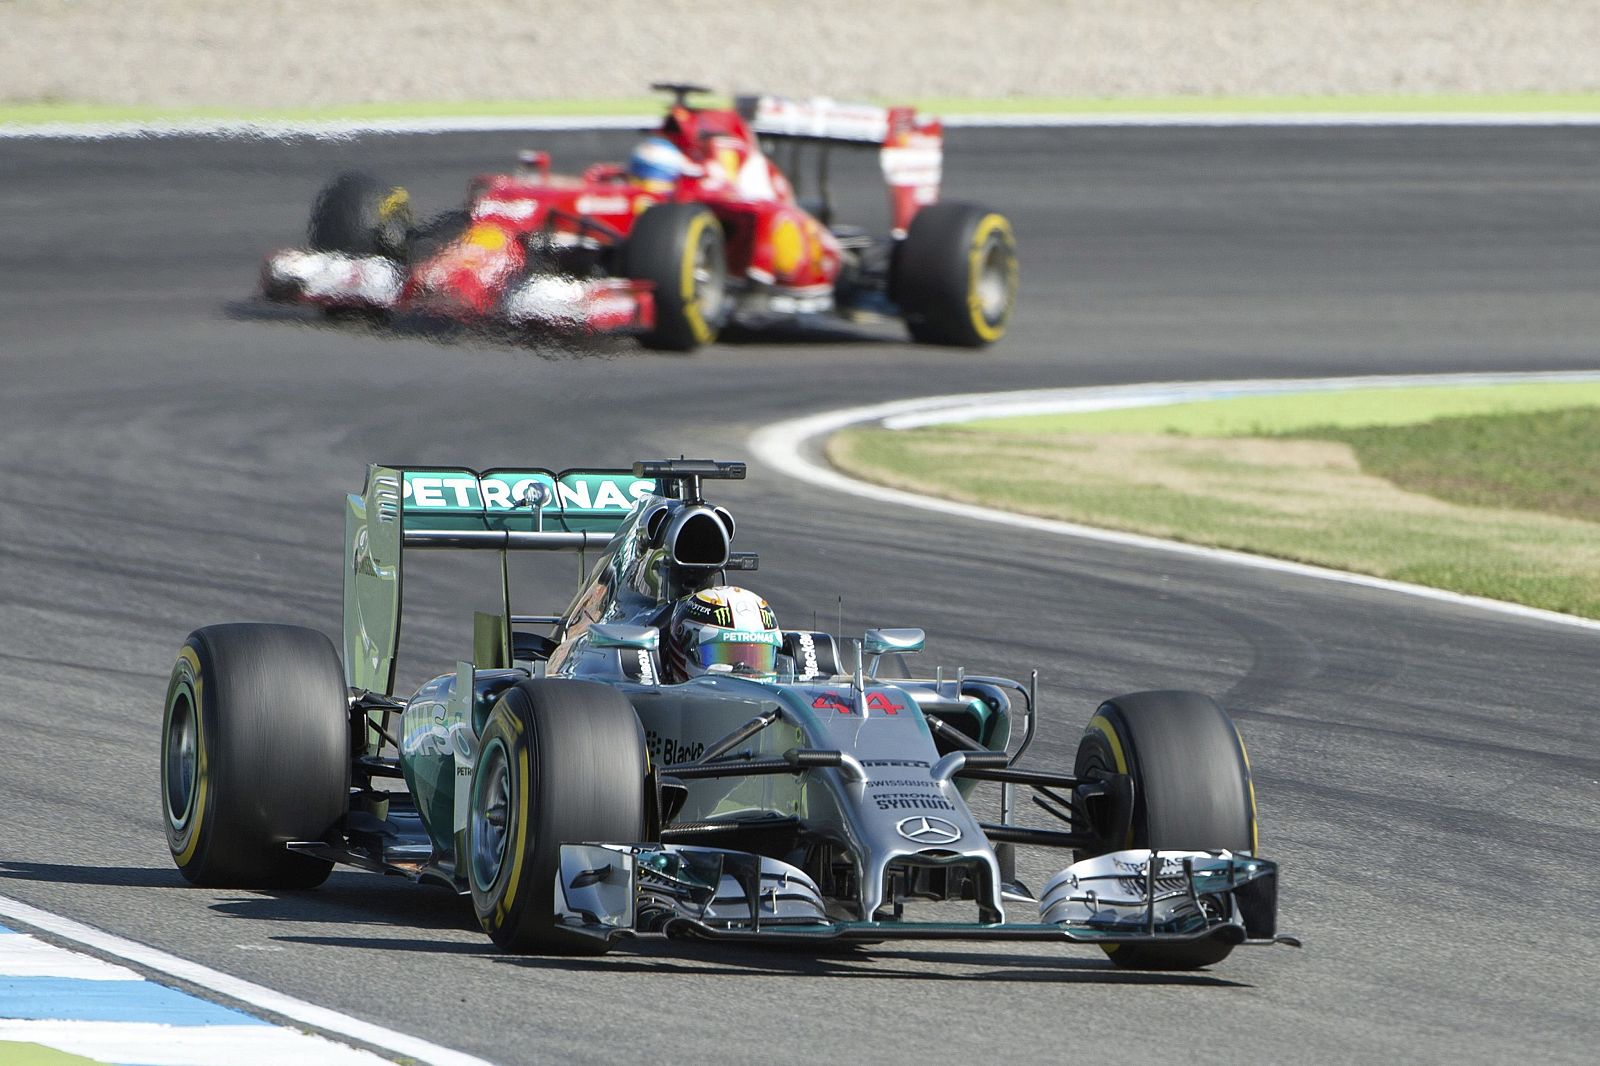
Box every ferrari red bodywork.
[264,87,1012,350]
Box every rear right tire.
[161,624,349,888]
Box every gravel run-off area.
[5,1,1600,109]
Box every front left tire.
[1072,689,1258,969]
[308,171,413,261]
[468,679,648,954]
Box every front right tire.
[623,202,727,351]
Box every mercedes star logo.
[896,815,962,845]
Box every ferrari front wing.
[261,248,655,334]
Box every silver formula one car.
[160,459,1297,968]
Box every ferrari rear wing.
[343,464,653,693]
[737,94,942,236]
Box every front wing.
[261,249,655,334]
[555,843,1297,950]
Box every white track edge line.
[0,893,498,1066]
[747,371,1600,635]
[6,110,1600,140]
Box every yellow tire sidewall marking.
[1088,711,1130,954]
[679,211,716,344]
[493,733,533,928]
[1235,726,1260,855]
[378,187,410,224]
[1087,714,1128,774]
[171,645,208,867]
[1087,713,1133,848]
[966,213,1016,343]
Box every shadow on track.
[202,877,481,933]
[222,298,905,355]
[222,298,635,359]
[490,937,1247,987]
[0,861,188,890]
[263,929,1243,986]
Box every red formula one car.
[262,84,1019,351]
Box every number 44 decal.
[812,691,903,715]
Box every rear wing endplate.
[343,464,654,694]
[738,94,942,235]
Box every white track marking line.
[0,894,498,1066]
[0,114,656,140]
[748,370,1600,635]
[944,112,1600,128]
[0,1020,388,1066]
[0,930,141,980]
[5,111,1600,140]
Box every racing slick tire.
[308,171,413,261]
[468,679,648,954]
[623,203,728,351]
[892,203,1018,347]
[160,624,349,889]
[1073,690,1257,970]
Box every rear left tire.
[892,202,1018,347]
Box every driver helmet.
[666,586,780,680]
[628,136,693,194]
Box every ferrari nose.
[403,223,525,317]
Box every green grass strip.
[1303,408,1600,523]
[831,387,1600,619]
[0,1042,103,1065]
[6,91,1600,127]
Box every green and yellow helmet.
[666,586,780,681]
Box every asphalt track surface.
[2,127,1599,1065]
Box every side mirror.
[864,628,926,657]
[589,624,660,651]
